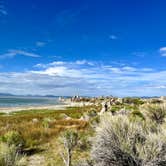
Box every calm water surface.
[0,96,61,108]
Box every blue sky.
[0,0,166,96]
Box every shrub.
[87,109,97,118]
[59,113,70,119]
[109,106,120,114]
[76,160,94,166]
[142,104,166,124]
[91,114,166,166]
[0,131,25,149]
[150,99,163,104]
[77,134,91,151]
[42,117,54,128]
[129,110,145,122]
[123,97,144,105]
[59,130,79,166]
[0,143,26,166]
[89,115,100,126]
[91,115,141,166]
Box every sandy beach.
[0,104,69,114]
[0,101,92,114]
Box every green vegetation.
[123,97,144,105]
[1,131,25,147]
[0,106,96,165]
[129,110,145,122]
[0,98,166,165]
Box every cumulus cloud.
[0,49,40,59]
[0,60,166,96]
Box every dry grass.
[0,120,88,149]
[3,102,166,165]
[0,107,93,150]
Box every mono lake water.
[0,96,61,108]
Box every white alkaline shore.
[0,101,93,113]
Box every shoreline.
[0,101,93,114]
[0,104,69,114]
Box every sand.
[0,105,69,114]
[0,101,92,114]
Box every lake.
[0,96,61,108]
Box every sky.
[0,0,166,97]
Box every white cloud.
[34,60,94,69]
[50,61,66,66]
[34,63,47,68]
[0,0,8,16]
[160,47,166,51]
[0,60,166,96]
[0,8,7,15]
[36,41,46,47]
[29,62,166,96]
[109,35,118,40]
[32,66,83,78]
[159,47,166,56]
[0,2,7,16]
[122,66,136,72]
[132,52,146,57]
[107,67,121,73]
[153,85,166,89]
[75,60,94,66]
[0,50,40,59]
[141,68,153,72]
